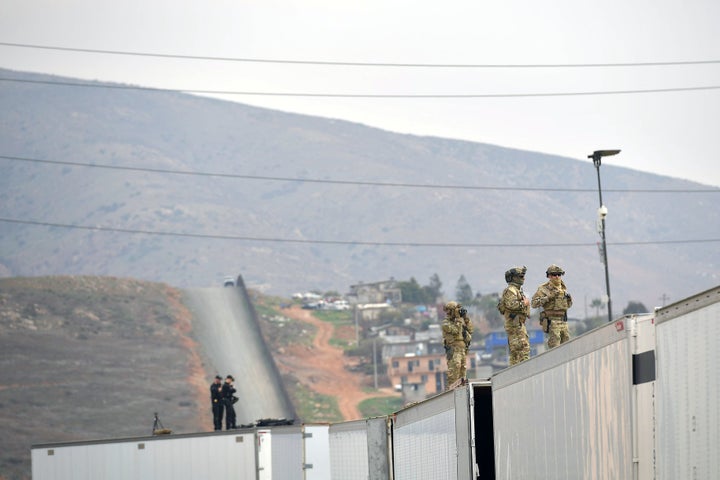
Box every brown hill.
[1,68,718,311]
[0,276,207,480]
[0,276,384,480]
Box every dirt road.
[277,306,397,421]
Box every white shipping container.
[392,381,493,480]
[302,424,331,480]
[328,417,390,480]
[257,425,303,480]
[32,424,320,480]
[655,286,720,479]
[491,313,656,480]
[329,420,370,480]
[31,431,257,480]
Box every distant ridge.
[0,67,718,310]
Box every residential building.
[347,279,402,305]
[388,352,448,398]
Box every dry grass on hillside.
[0,276,207,480]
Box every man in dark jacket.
[221,375,237,430]
[210,375,224,431]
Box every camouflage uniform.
[499,267,531,366]
[531,264,573,348]
[442,301,473,388]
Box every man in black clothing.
[221,375,237,430]
[210,375,224,431]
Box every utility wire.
[2,42,720,69]
[2,77,719,98]
[2,217,718,247]
[3,155,718,193]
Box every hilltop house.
[347,279,402,305]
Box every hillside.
[0,68,718,312]
[0,276,379,480]
[0,276,208,480]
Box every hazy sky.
[2,0,720,186]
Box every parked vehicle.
[325,300,350,310]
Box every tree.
[397,277,425,304]
[426,273,443,300]
[455,275,473,304]
[476,292,503,328]
[623,301,649,315]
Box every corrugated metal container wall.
[272,426,303,479]
[31,432,257,480]
[492,315,654,480]
[327,417,390,480]
[655,286,720,479]
[392,390,462,480]
[329,420,370,480]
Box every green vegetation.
[290,382,343,423]
[253,302,279,318]
[358,396,405,418]
[623,301,649,314]
[455,274,474,304]
[260,312,316,348]
[253,294,316,347]
[396,274,442,304]
[313,310,352,326]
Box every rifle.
[539,311,550,333]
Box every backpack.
[497,289,507,315]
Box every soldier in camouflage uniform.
[498,266,531,366]
[532,264,573,348]
[442,301,473,388]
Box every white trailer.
[328,417,390,480]
[391,379,494,480]
[654,286,720,479]
[256,425,303,480]
[32,430,258,480]
[389,314,659,480]
[302,424,331,480]
[32,423,330,480]
[492,313,656,479]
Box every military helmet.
[546,264,565,276]
[443,301,459,314]
[504,266,527,283]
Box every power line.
[2,77,719,98]
[2,42,720,69]
[3,155,718,193]
[2,217,718,247]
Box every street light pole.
[588,149,620,323]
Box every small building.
[413,324,442,342]
[347,279,402,305]
[371,323,415,343]
[381,340,442,366]
[387,352,448,399]
[355,303,392,322]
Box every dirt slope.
[0,277,208,480]
[275,306,396,420]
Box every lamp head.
[588,149,621,167]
